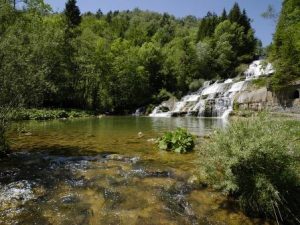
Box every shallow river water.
[0,117,273,225]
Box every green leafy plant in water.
[157,128,195,153]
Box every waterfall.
[149,80,248,118]
[148,60,274,118]
[245,60,274,80]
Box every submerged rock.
[0,180,37,213]
[105,154,140,164]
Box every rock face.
[236,84,300,113]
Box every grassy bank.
[198,115,300,224]
[9,108,94,121]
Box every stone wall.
[234,83,300,114]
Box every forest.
[0,0,262,113]
[0,0,299,113]
[0,1,300,224]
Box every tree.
[212,20,256,78]
[96,9,103,19]
[228,2,242,24]
[228,3,251,32]
[64,0,81,28]
[25,0,52,15]
[270,0,300,89]
[220,8,227,21]
[196,12,219,42]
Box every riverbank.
[8,108,95,121]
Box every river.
[0,117,273,225]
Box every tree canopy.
[269,0,300,89]
[0,1,261,113]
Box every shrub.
[251,77,271,89]
[199,115,300,224]
[11,108,90,121]
[153,89,174,104]
[189,79,204,92]
[157,128,195,153]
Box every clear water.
[0,117,273,225]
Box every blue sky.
[45,0,282,46]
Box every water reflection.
[150,116,227,135]
[1,117,274,225]
[10,116,227,154]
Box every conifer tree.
[271,0,300,88]
[220,8,227,21]
[228,2,241,24]
[64,0,81,28]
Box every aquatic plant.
[157,128,195,153]
[199,115,300,224]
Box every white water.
[149,60,274,118]
[245,60,274,80]
[150,80,248,118]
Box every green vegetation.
[10,108,92,121]
[199,115,300,224]
[157,128,195,153]
[0,122,9,156]
[269,0,300,89]
[0,0,260,114]
[0,108,10,156]
[251,77,271,88]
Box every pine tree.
[196,12,219,42]
[240,9,251,32]
[228,2,242,24]
[106,10,112,23]
[64,0,81,28]
[220,8,227,21]
[96,9,103,19]
[271,0,300,88]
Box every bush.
[199,115,300,224]
[152,89,174,104]
[189,79,204,92]
[11,108,91,121]
[157,128,195,153]
[251,77,271,89]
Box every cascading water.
[148,60,274,118]
[150,80,248,118]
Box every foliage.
[11,108,91,121]
[0,1,260,113]
[157,128,195,153]
[199,115,300,224]
[251,77,271,88]
[270,0,300,89]
[64,0,81,28]
[189,79,204,92]
[0,118,9,156]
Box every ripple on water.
[0,151,274,225]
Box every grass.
[198,114,300,224]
